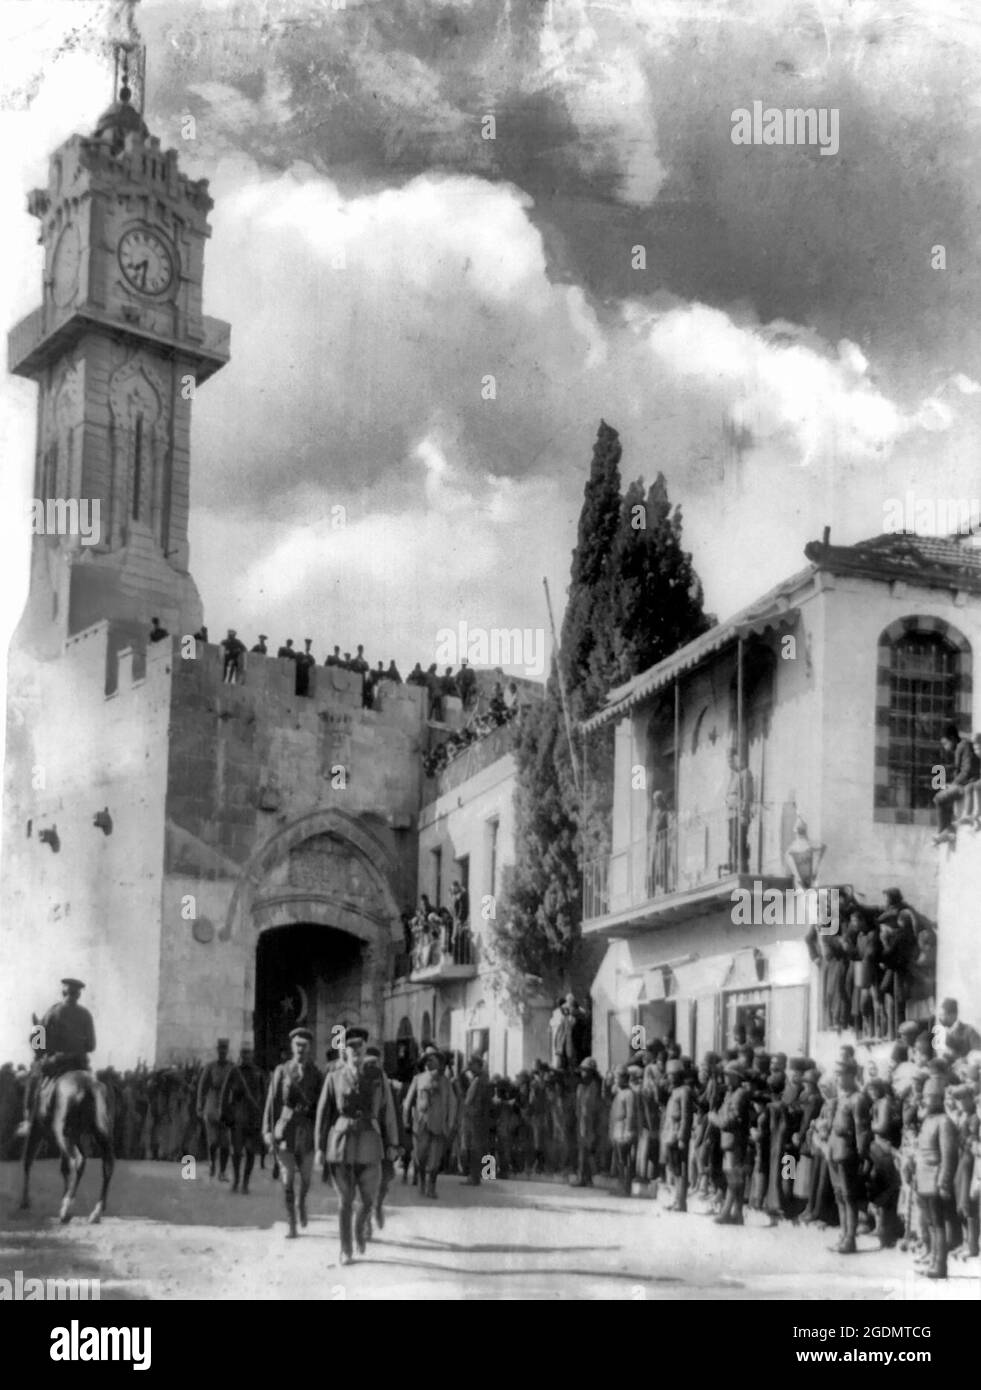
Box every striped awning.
[581,573,808,733]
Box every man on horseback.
[16,977,95,1138]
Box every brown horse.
[20,1071,114,1224]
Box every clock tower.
[7,65,230,660]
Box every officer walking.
[219,1043,266,1195]
[263,1027,323,1238]
[402,1045,457,1198]
[197,1039,234,1181]
[315,1027,398,1265]
[16,977,96,1137]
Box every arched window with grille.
[874,617,972,823]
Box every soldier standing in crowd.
[219,1043,265,1195]
[251,634,268,654]
[826,1055,870,1254]
[709,1061,751,1225]
[460,1055,493,1185]
[316,1028,398,1264]
[277,638,296,661]
[196,1038,234,1181]
[915,1075,959,1278]
[571,1057,602,1187]
[609,1065,639,1196]
[402,1045,457,1198]
[661,1058,693,1212]
[263,1027,323,1238]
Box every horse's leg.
[89,1092,115,1224]
[56,1120,85,1224]
[19,1124,42,1210]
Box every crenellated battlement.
[169,641,428,737]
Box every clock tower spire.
[7,40,230,660]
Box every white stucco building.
[582,530,981,1071]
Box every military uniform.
[19,979,96,1135]
[40,995,96,1069]
[915,1082,958,1278]
[660,1062,693,1211]
[263,1041,323,1236]
[219,1055,266,1193]
[460,1063,493,1184]
[827,1070,871,1253]
[402,1058,457,1197]
[316,1048,398,1260]
[609,1073,640,1196]
[709,1067,751,1224]
[197,1047,234,1179]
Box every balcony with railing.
[583,801,794,934]
[406,927,478,983]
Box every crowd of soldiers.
[567,998,979,1281]
[4,997,978,1276]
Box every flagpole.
[543,577,581,798]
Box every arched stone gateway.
[224,810,403,1066]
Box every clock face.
[118,227,175,296]
[51,224,81,308]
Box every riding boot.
[218,1145,230,1181]
[284,1190,298,1238]
[355,1208,369,1253]
[242,1151,255,1195]
[339,1201,354,1258]
[427,1170,438,1198]
[231,1153,241,1192]
[967,1212,980,1258]
[208,1144,217,1179]
[298,1191,308,1228]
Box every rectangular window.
[723,988,768,1049]
[455,854,470,905]
[132,414,144,520]
[886,634,958,811]
[431,846,442,910]
[487,817,499,898]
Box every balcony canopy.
[580,571,806,733]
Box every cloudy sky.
[2,0,981,696]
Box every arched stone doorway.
[254,923,363,1070]
[224,810,403,1067]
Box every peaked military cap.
[61,978,85,990]
[345,1026,369,1043]
[289,1027,313,1042]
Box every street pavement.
[1,1159,978,1300]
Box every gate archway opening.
[254,922,363,1071]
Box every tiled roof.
[582,529,981,732]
